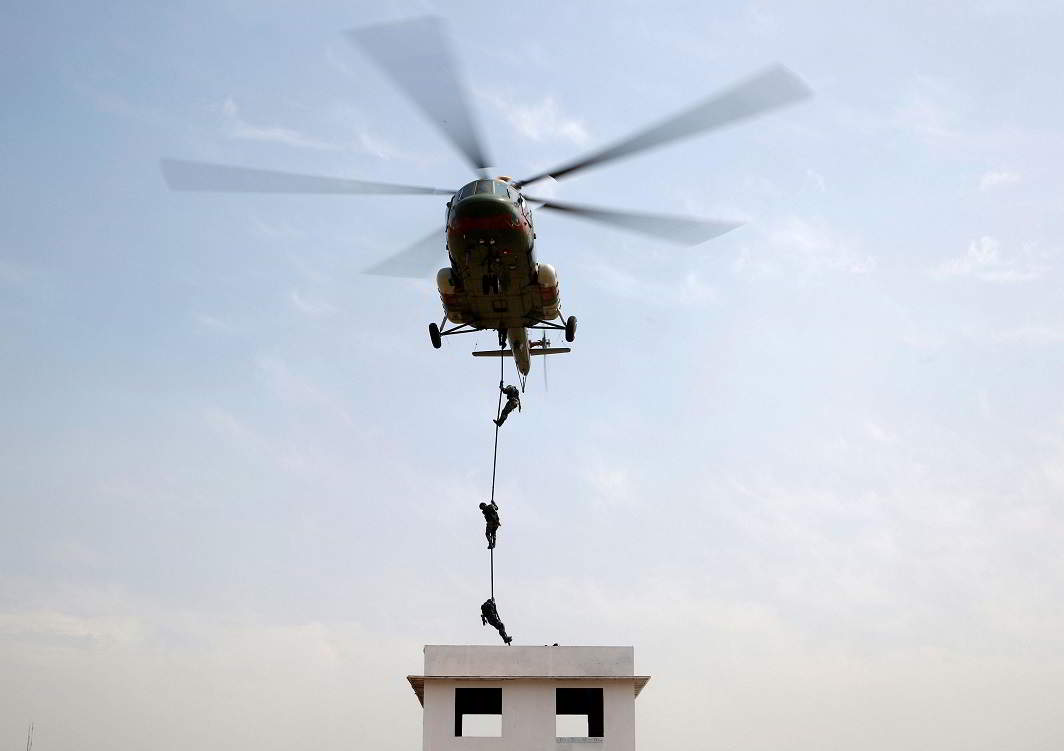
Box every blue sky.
[3,1,1064,749]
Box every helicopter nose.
[451,195,521,232]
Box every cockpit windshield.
[456,180,514,201]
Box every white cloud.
[893,75,961,140]
[864,421,898,444]
[72,81,175,130]
[930,235,1048,282]
[222,97,341,151]
[734,216,875,279]
[193,312,237,333]
[254,355,352,424]
[482,91,589,145]
[805,168,827,192]
[202,406,268,458]
[979,170,1021,191]
[0,610,144,645]
[288,289,338,317]
[586,263,719,308]
[355,128,408,160]
[581,457,643,513]
[993,324,1064,345]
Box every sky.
[3,0,1064,749]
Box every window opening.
[475,180,494,194]
[455,687,502,737]
[556,688,603,738]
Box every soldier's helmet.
[479,502,487,510]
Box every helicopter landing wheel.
[564,315,577,343]
[429,322,442,349]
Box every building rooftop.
[407,645,651,706]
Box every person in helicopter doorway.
[480,597,513,645]
[479,500,501,549]
[494,381,521,427]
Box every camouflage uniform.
[480,501,502,549]
[494,383,521,427]
[480,598,513,645]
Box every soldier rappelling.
[493,381,521,427]
[479,500,501,549]
[480,597,513,645]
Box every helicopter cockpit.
[453,179,521,204]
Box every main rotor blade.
[363,226,446,277]
[348,17,491,173]
[161,159,455,195]
[527,197,743,246]
[515,65,811,188]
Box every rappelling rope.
[489,345,504,601]
[490,347,503,503]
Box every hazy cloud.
[288,289,338,317]
[992,324,1064,345]
[193,312,238,333]
[734,216,876,278]
[586,262,719,307]
[893,75,962,140]
[222,97,341,151]
[482,91,590,145]
[1,602,422,751]
[930,235,1048,282]
[979,170,1021,191]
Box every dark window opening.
[455,687,502,737]
[556,687,603,738]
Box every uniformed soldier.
[480,597,513,645]
[493,381,521,427]
[479,500,501,549]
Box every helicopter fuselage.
[436,178,563,374]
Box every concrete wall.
[424,646,634,677]
[422,679,634,751]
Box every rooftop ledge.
[406,675,651,706]
[408,646,651,706]
[423,645,636,677]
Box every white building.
[407,645,650,751]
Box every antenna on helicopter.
[26,722,34,751]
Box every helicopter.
[161,16,811,380]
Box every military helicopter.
[162,17,811,379]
